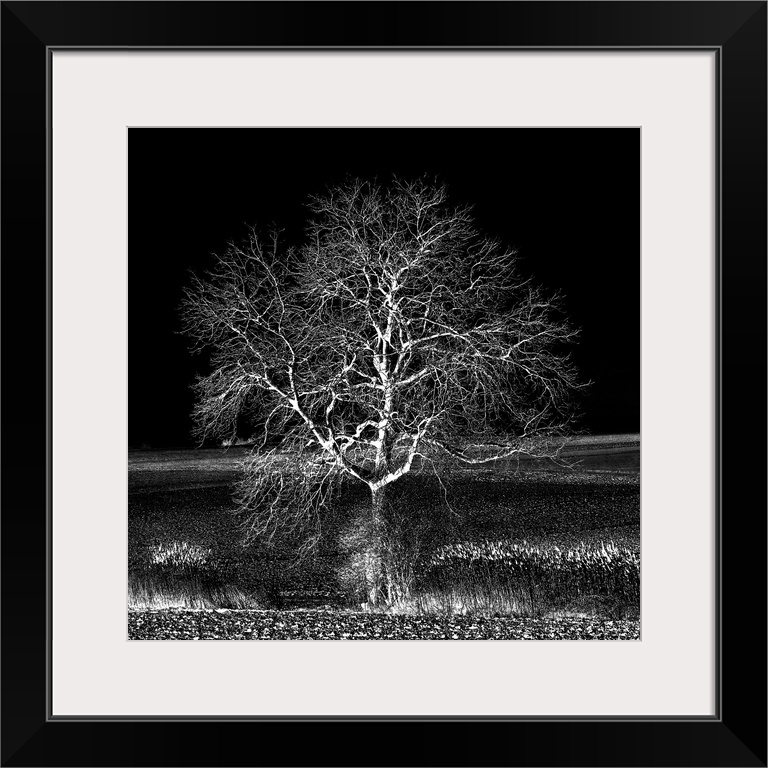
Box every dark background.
[129,128,640,448]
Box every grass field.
[128,434,639,639]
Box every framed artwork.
[2,2,765,766]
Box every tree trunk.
[365,485,388,607]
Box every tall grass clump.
[128,540,262,610]
[334,479,458,610]
[336,506,429,609]
[415,540,639,618]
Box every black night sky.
[129,128,639,448]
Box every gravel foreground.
[128,609,640,640]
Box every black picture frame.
[2,2,765,766]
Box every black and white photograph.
[5,0,765,758]
[128,127,640,640]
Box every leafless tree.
[181,177,584,606]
